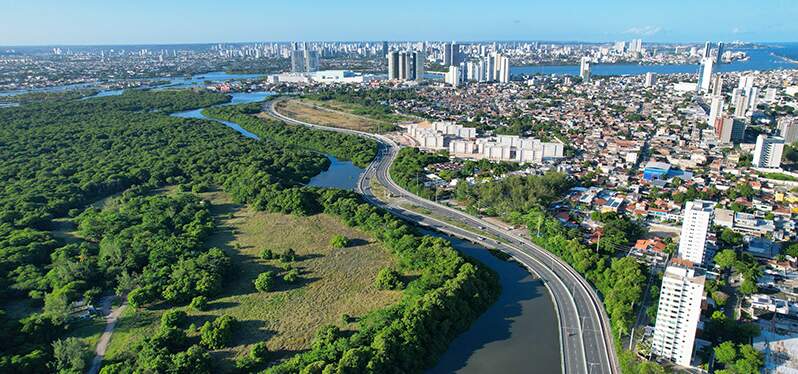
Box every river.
[170,91,365,190]
[511,43,798,77]
[171,90,562,373]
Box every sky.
[1,0,797,46]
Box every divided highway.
[264,99,619,374]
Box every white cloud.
[623,26,662,36]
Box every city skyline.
[2,0,798,46]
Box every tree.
[200,315,237,349]
[160,310,187,329]
[714,341,737,366]
[171,345,211,374]
[714,249,737,270]
[51,337,89,374]
[254,271,276,292]
[330,234,349,249]
[374,268,404,290]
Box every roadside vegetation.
[301,86,418,124]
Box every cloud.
[623,26,662,36]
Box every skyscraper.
[413,51,425,81]
[697,57,714,93]
[677,200,715,266]
[652,265,705,367]
[753,135,785,168]
[290,42,320,73]
[445,65,461,87]
[443,42,452,66]
[579,57,591,83]
[703,41,712,58]
[711,75,722,96]
[451,42,462,66]
[382,41,388,57]
[387,51,400,80]
[496,54,510,83]
[716,42,724,64]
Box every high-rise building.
[398,52,409,80]
[703,41,712,58]
[579,57,591,83]
[753,135,785,168]
[697,57,714,93]
[382,41,389,57]
[708,95,724,127]
[651,265,705,367]
[290,43,320,73]
[716,42,724,64]
[496,54,510,83]
[445,65,461,87]
[645,72,657,87]
[677,200,715,266]
[443,42,452,66]
[387,51,400,80]
[780,117,798,143]
[711,75,723,96]
[714,115,744,144]
[413,51,425,81]
[451,42,462,66]
[732,88,748,118]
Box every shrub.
[160,310,188,329]
[374,267,404,290]
[260,248,275,260]
[280,248,297,262]
[189,296,208,311]
[283,269,300,284]
[254,271,276,292]
[330,234,349,249]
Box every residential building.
[580,57,591,83]
[753,135,785,168]
[652,265,705,367]
[677,200,716,266]
[780,117,798,143]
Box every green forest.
[0,90,499,373]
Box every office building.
[580,57,591,83]
[780,117,798,143]
[645,72,657,87]
[651,265,705,367]
[753,135,785,169]
[677,200,716,266]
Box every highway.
[264,98,619,374]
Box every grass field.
[104,188,401,370]
[273,98,401,133]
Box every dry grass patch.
[104,189,401,370]
[272,99,394,133]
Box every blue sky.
[1,0,796,46]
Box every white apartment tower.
[652,265,706,367]
[753,135,785,169]
[698,57,714,93]
[644,72,657,87]
[677,200,715,266]
[580,57,591,83]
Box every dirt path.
[87,296,126,374]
